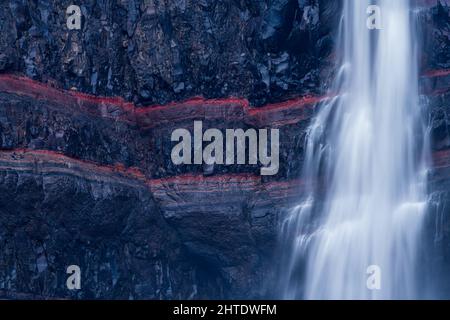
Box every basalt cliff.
[0,0,449,299]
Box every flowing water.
[279,0,430,299]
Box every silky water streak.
[279,0,430,299]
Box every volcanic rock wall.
[423,2,450,297]
[0,0,448,299]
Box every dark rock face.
[0,0,449,299]
[0,74,310,299]
[421,1,450,70]
[0,0,336,107]
[0,151,190,299]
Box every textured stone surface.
[0,0,337,107]
[0,0,449,299]
[0,150,195,299]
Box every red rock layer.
[0,74,326,128]
[0,149,448,204]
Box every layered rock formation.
[0,73,311,299]
[0,0,449,299]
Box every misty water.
[279,0,430,299]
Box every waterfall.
[279,0,430,299]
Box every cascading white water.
[280,0,430,299]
